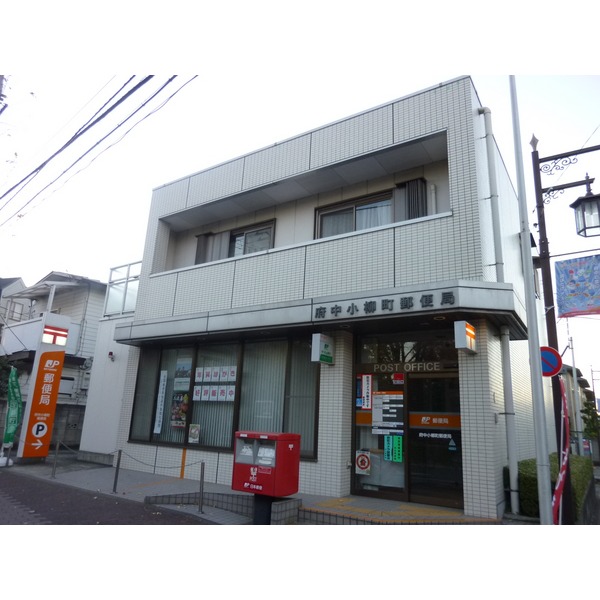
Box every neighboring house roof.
[0,277,22,295]
[5,272,106,300]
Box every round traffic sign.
[540,346,562,377]
[355,452,370,471]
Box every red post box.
[232,431,301,497]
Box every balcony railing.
[0,315,82,356]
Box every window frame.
[228,220,275,258]
[316,179,428,239]
[195,220,275,265]
[129,335,319,459]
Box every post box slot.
[235,438,257,464]
[257,440,276,466]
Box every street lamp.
[531,137,600,525]
[570,174,600,237]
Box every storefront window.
[239,340,287,432]
[285,339,318,453]
[129,337,319,457]
[190,344,239,447]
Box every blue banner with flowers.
[555,254,600,318]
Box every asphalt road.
[0,469,209,525]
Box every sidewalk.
[5,452,598,525]
[3,452,252,525]
[0,452,497,525]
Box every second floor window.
[196,221,275,265]
[317,178,427,239]
[229,222,274,257]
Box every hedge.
[504,453,593,521]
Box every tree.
[581,391,600,452]
[0,355,12,398]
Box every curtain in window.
[196,231,230,264]
[239,340,287,432]
[320,208,354,237]
[130,347,161,441]
[285,339,318,453]
[406,178,427,220]
[356,198,392,230]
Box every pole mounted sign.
[18,349,66,458]
[540,346,562,377]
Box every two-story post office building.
[106,76,554,519]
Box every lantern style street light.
[570,174,600,237]
[531,137,600,524]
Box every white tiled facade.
[107,76,555,519]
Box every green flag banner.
[3,367,23,447]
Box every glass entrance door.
[353,371,406,498]
[407,375,463,508]
[353,330,459,504]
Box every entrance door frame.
[405,372,462,509]
[351,370,461,507]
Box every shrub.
[505,453,593,521]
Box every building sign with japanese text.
[313,289,456,322]
[19,350,65,458]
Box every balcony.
[0,313,82,357]
[117,215,528,345]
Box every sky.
[1,5,600,390]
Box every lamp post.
[531,138,600,524]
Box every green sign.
[3,367,23,447]
[384,435,403,463]
[311,333,335,364]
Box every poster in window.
[372,391,404,435]
[226,385,236,402]
[192,386,202,401]
[209,386,219,401]
[174,358,192,391]
[170,392,189,428]
[153,370,168,434]
[200,386,211,401]
[227,365,237,382]
[195,368,204,383]
[361,374,372,409]
[188,424,200,444]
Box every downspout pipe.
[478,107,505,282]
[501,325,520,514]
[479,106,519,514]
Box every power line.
[0,76,154,211]
[39,76,198,203]
[0,76,196,227]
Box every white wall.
[79,316,133,456]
